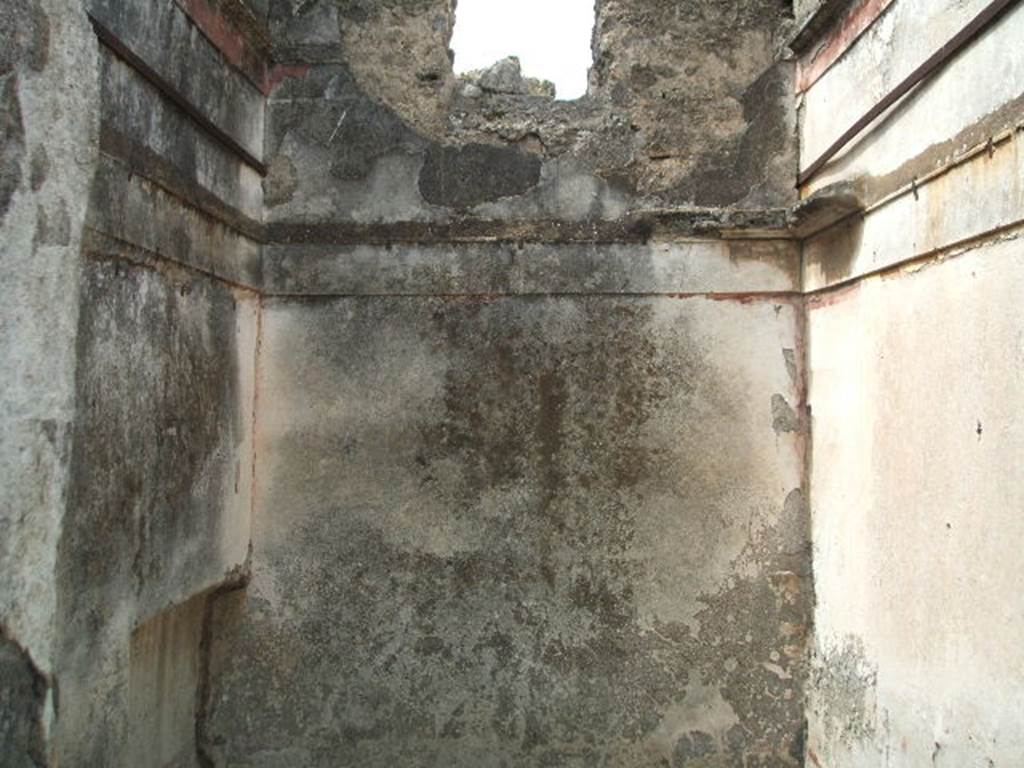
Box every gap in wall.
[450,0,595,99]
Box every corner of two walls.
[796,0,1024,765]
[2,0,268,764]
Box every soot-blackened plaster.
[205,295,809,766]
[263,0,797,222]
[0,0,48,217]
[419,143,543,209]
[0,632,48,768]
[54,254,255,765]
[0,73,26,222]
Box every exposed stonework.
[462,57,556,99]
[263,0,797,223]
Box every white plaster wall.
[800,0,1024,195]
[802,2,1024,763]
[802,127,1024,291]
[806,238,1024,767]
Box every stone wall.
[262,0,797,224]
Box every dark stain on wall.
[32,200,71,247]
[0,0,47,221]
[809,636,878,750]
[419,143,543,209]
[772,394,801,435]
[55,254,247,764]
[0,75,25,222]
[0,0,50,76]
[28,146,48,192]
[265,62,426,198]
[0,632,48,768]
[667,63,795,207]
[804,214,864,287]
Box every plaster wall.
[2,0,265,762]
[806,240,1024,767]
[799,1,1024,765]
[206,252,811,766]
[195,1,820,763]
[54,253,258,765]
[799,0,1024,202]
[4,0,1023,765]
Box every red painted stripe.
[797,0,896,93]
[178,0,273,93]
[265,64,311,94]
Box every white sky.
[450,0,596,100]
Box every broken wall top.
[263,0,799,226]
